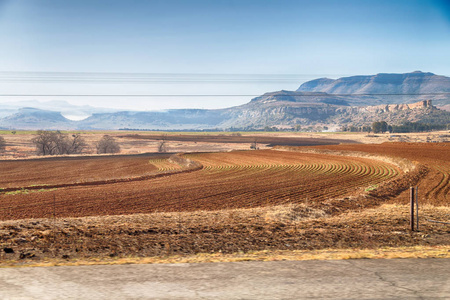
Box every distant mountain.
[297,71,450,107]
[1,100,447,131]
[0,108,19,119]
[0,100,119,120]
[249,90,350,106]
[0,108,74,130]
[67,99,447,131]
[248,90,380,106]
[221,98,449,130]
[0,72,448,131]
[79,109,229,130]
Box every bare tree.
[157,135,167,153]
[32,131,59,155]
[65,134,88,154]
[96,135,120,154]
[32,131,87,155]
[0,136,6,152]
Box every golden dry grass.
[3,245,450,269]
[1,204,449,267]
[264,203,328,223]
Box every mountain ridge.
[0,100,120,121]
[296,71,450,107]
[0,71,449,130]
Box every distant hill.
[1,100,447,131]
[221,98,449,130]
[79,109,229,130]
[0,108,74,130]
[297,71,450,107]
[0,72,448,131]
[0,100,119,120]
[67,98,447,131]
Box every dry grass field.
[0,131,449,265]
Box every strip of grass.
[2,245,449,268]
[0,130,38,135]
[365,184,378,192]
[4,188,57,195]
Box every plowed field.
[313,142,449,206]
[1,142,449,264]
[119,133,356,147]
[0,150,401,220]
[0,153,173,188]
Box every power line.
[0,93,449,97]
[0,71,341,81]
[1,71,449,84]
[0,71,352,76]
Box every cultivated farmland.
[0,153,173,188]
[313,142,449,206]
[0,150,401,220]
[0,140,449,264]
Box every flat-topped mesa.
[364,100,433,113]
[409,100,432,109]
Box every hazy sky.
[0,0,449,111]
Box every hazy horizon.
[0,0,449,110]
[0,72,360,111]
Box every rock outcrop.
[359,100,432,113]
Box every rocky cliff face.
[221,104,338,128]
[218,99,447,130]
[327,100,449,127]
[357,100,432,113]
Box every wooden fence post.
[410,187,415,231]
[416,186,419,231]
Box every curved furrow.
[430,166,449,201]
[0,149,408,220]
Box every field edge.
[2,245,449,269]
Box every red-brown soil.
[0,153,172,188]
[119,133,358,147]
[0,150,401,220]
[312,142,449,206]
[0,142,449,264]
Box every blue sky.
[0,0,449,111]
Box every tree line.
[31,131,120,155]
[342,121,448,134]
[389,122,448,133]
